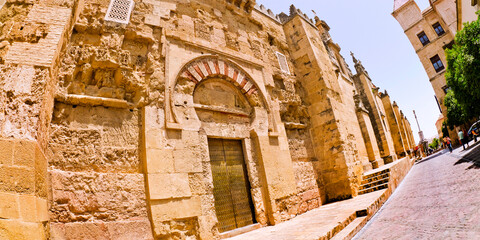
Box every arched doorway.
[193,78,256,232]
[168,55,270,234]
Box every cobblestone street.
[354,142,480,239]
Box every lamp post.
[413,110,424,143]
[414,110,428,157]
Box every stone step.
[361,172,390,185]
[358,183,389,195]
[359,178,389,190]
[330,216,368,240]
[363,169,390,180]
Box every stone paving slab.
[353,141,480,239]
[227,190,386,240]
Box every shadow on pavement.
[454,143,480,170]
[415,150,446,165]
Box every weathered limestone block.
[293,161,318,192]
[50,170,149,222]
[195,20,212,41]
[0,138,49,240]
[252,132,297,224]
[49,104,142,173]
[0,164,35,194]
[173,149,203,173]
[18,195,48,223]
[7,21,48,43]
[150,197,202,223]
[151,217,200,240]
[253,133,296,200]
[0,65,43,140]
[148,173,192,200]
[146,148,174,173]
[0,192,19,220]
[50,220,153,240]
[0,219,47,240]
[0,139,47,198]
[5,5,72,68]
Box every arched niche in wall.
[167,55,275,134]
[193,79,253,124]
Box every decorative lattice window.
[105,0,135,24]
[276,52,290,74]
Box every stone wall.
[271,68,323,218]
[0,0,74,238]
[0,0,417,239]
[0,138,48,240]
[355,102,383,169]
[282,12,371,202]
[352,61,397,164]
[47,104,152,239]
[384,95,409,158]
[394,103,413,153]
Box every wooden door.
[208,139,256,233]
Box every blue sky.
[256,0,438,142]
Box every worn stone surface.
[228,190,387,240]
[47,103,151,238]
[380,92,407,158]
[1,0,416,239]
[0,219,47,240]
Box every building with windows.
[392,0,458,140]
[457,0,480,30]
[0,1,415,239]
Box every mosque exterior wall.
[0,1,414,239]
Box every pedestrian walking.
[458,130,469,150]
[472,129,478,142]
[444,137,453,153]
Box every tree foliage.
[445,15,480,126]
[444,91,467,129]
[429,138,440,150]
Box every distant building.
[435,114,446,137]
[457,0,480,30]
[392,0,462,141]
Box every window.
[276,52,290,74]
[442,86,451,94]
[443,40,454,50]
[432,22,445,36]
[105,0,135,24]
[417,32,430,46]
[430,55,445,72]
